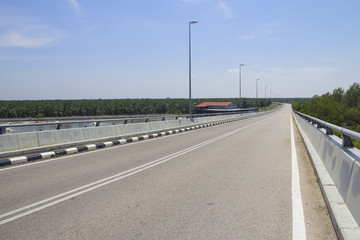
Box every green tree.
[344,83,360,108]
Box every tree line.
[0,98,272,118]
[292,82,360,133]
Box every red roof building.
[194,102,239,113]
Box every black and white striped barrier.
[0,120,233,167]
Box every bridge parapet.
[0,109,275,159]
[295,111,359,148]
[293,111,360,240]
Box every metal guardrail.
[0,114,179,123]
[0,106,276,135]
[0,112,245,135]
[295,111,360,148]
[0,115,180,135]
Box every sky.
[0,0,359,100]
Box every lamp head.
[190,20,199,24]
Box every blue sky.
[0,0,359,100]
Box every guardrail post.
[162,117,165,121]
[95,121,100,127]
[124,120,128,124]
[0,127,6,134]
[342,134,354,148]
[56,123,63,130]
[325,127,334,135]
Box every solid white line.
[290,113,307,240]
[0,115,273,226]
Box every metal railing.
[0,106,275,135]
[0,114,181,123]
[0,115,180,135]
[295,111,360,148]
[0,112,245,135]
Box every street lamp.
[189,20,198,117]
[256,78,260,107]
[239,64,244,113]
[265,85,268,98]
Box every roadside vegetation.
[0,98,272,118]
[292,82,360,148]
[259,103,279,111]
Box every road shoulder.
[292,116,337,240]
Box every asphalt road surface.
[0,105,337,239]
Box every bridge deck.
[0,105,336,239]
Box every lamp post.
[256,78,260,107]
[265,85,268,98]
[189,20,198,117]
[239,64,244,113]
[256,78,260,99]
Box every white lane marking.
[290,113,307,240]
[0,116,272,225]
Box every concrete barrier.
[0,135,19,152]
[294,113,357,202]
[54,129,73,145]
[347,161,360,226]
[17,132,39,150]
[0,109,279,158]
[293,112,360,239]
[71,128,86,142]
[37,131,57,147]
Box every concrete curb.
[292,111,360,240]
[0,120,229,167]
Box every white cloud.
[289,67,337,74]
[263,66,337,76]
[219,1,232,19]
[0,30,59,47]
[0,23,65,48]
[0,7,65,48]
[240,22,288,41]
[66,0,80,14]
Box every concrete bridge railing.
[293,111,360,240]
[0,110,274,159]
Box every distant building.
[194,102,239,113]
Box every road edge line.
[291,112,307,240]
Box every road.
[0,105,336,239]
